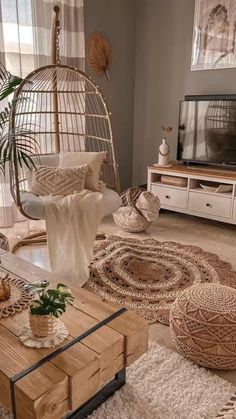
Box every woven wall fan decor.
[0,269,32,318]
[87,32,112,80]
[85,235,236,324]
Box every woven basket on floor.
[0,233,9,251]
[113,187,152,233]
[30,314,58,337]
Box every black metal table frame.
[10,307,127,419]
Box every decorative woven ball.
[113,206,151,233]
[170,283,236,370]
[113,187,160,233]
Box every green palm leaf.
[0,124,40,174]
[0,63,22,101]
[0,63,38,175]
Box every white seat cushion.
[20,188,121,220]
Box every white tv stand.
[147,162,236,224]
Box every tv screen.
[177,99,236,166]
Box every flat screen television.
[177,95,236,167]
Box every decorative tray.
[0,268,32,318]
[200,183,233,193]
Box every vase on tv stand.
[154,126,172,167]
[158,138,170,166]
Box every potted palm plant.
[0,63,39,174]
[26,281,74,337]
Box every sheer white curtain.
[0,0,85,227]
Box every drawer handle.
[206,203,212,208]
[165,195,170,199]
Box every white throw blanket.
[42,190,103,286]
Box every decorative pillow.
[59,151,107,191]
[25,154,60,190]
[30,165,88,197]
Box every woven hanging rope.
[0,233,9,251]
[87,32,112,80]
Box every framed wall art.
[191,0,236,70]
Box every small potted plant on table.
[27,282,74,338]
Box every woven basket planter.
[113,187,152,233]
[30,314,58,337]
[0,233,9,252]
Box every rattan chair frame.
[9,63,120,220]
[9,5,117,253]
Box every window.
[1,0,35,76]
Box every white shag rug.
[1,344,236,419]
[87,344,236,419]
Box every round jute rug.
[85,235,236,324]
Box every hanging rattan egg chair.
[9,6,120,251]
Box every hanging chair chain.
[55,16,61,64]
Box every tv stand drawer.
[150,184,187,209]
[189,192,231,218]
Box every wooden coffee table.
[0,250,148,419]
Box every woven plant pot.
[29,313,58,337]
[113,187,152,233]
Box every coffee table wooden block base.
[0,252,149,419]
[69,369,126,419]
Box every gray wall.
[133,0,236,185]
[84,0,136,189]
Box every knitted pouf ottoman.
[170,283,236,369]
